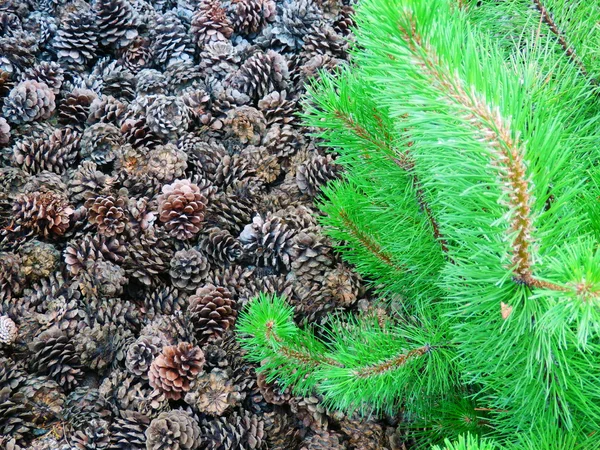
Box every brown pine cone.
[100,369,169,417]
[264,411,302,450]
[121,116,163,149]
[227,0,276,35]
[148,342,205,400]
[290,396,329,431]
[124,228,175,285]
[77,259,127,298]
[94,0,139,49]
[146,410,201,450]
[339,418,386,450]
[145,144,189,184]
[239,214,297,271]
[256,372,291,405]
[110,410,150,449]
[200,410,265,450]
[0,316,17,345]
[121,37,153,74]
[152,12,194,69]
[87,94,128,125]
[301,430,347,450]
[230,50,289,102]
[262,124,304,160]
[85,194,128,237]
[68,161,113,205]
[146,95,192,139]
[125,335,162,379]
[191,0,233,48]
[80,122,123,165]
[2,80,55,124]
[0,118,10,145]
[0,389,34,441]
[241,145,281,184]
[257,90,297,126]
[142,285,187,320]
[75,322,133,371]
[157,179,210,240]
[12,126,81,175]
[291,231,334,279]
[29,327,83,390]
[296,153,341,197]
[10,191,73,239]
[64,234,127,276]
[324,264,362,307]
[301,25,348,61]
[24,61,64,95]
[224,106,267,145]
[269,0,322,51]
[71,418,112,449]
[199,227,242,265]
[19,240,60,281]
[63,386,112,431]
[58,88,98,129]
[170,248,210,293]
[198,42,241,80]
[184,368,241,416]
[188,284,237,343]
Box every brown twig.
[353,344,430,378]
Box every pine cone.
[2,80,55,124]
[146,95,192,139]
[146,410,201,450]
[80,122,123,165]
[100,369,169,417]
[188,284,237,342]
[333,5,355,36]
[199,227,242,264]
[324,264,362,307]
[71,418,112,449]
[0,315,17,345]
[270,0,322,50]
[291,231,333,279]
[205,188,253,234]
[200,410,265,450]
[239,214,297,270]
[290,396,328,431]
[0,388,34,441]
[0,118,10,145]
[205,265,252,300]
[264,411,302,450]
[152,11,194,68]
[231,50,289,102]
[110,410,149,449]
[125,335,162,379]
[29,327,83,390]
[257,90,297,126]
[24,61,64,95]
[170,248,210,293]
[63,386,112,431]
[0,31,38,74]
[301,430,346,450]
[0,253,23,303]
[77,259,127,298]
[296,153,341,196]
[85,193,128,237]
[227,0,276,35]
[84,296,141,332]
[125,228,175,285]
[121,37,153,74]
[76,322,133,371]
[143,285,187,320]
[121,116,163,148]
[95,0,139,49]
[148,342,205,400]
[263,123,304,160]
[54,11,98,68]
[241,145,280,184]
[339,418,386,450]
[87,94,128,124]
[224,106,267,145]
[301,25,348,61]
[19,240,60,281]
[157,179,210,240]
[198,41,241,80]
[143,312,197,347]
[64,234,127,276]
[184,368,242,416]
[58,88,98,128]
[190,0,233,49]
[256,372,291,405]
[11,191,73,239]
[145,144,189,183]
[68,161,113,205]
[12,126,80,175]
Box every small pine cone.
[296,54,345,87]
[165,59,204,93]
[121,116,163,148]
[64,234,126,276]
[78,259,127,298]
[227,0,276,35]
[152,12,194,68]
[87,94,128,125]
[76,322,133,371]
[198,42,241,80]
[2,80,55,124]
[95,0,139,49]
[179,137,226,181]
[145,143,189,183]
[230,50,289,102]
[296,153,341,196]
[199,227,242,265]
[125,228,175,285]
[110,410,150,449]
[324,264,362,307]
[19,240,60,281]
[157,179,209,240]
[121,37,153,74]
[85,194,128,237]
[170,248,210,293]
[29,327,83,390]
[125,335,162,379]
[270,0,322,51]
[224,106,266,145]
[339,418,385,450]
[13,126,81,175]
[184,369,241,416]
[256,372,291,405]
[11,191,74,239]
[191,0,233,49]
[290,396,329,432]
[68,161,113,205]
[238,273,293,308]
[146,95,192,139]
[257,91,297,126]
[148,343,205,400]
[125,196,156,237]
[188,284,237,342]
[58,88,98,128]
[301,430,347,450]
[85,296,142,332]
[213,155,258,189]
[263,124,304,160]
[0,436,23,450]
[0,316,17,345]
[200,410,265,450]
[291,231,334,279]
[0,118,10,145]
[205,265,251,300]
[240,145,280,184]
[146,410,201,450]
[0,253,24,303]
[301,25,348,61]
[71,418,111,449]
[24,61,64,95]
[239,214,297,270]
[54,11,99,68]
[333,5,355,36]
[80,122,124,165]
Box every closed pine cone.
[148,342,205,400]
[188,284,237,343]
[169,248,210,293]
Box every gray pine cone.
[169,248,210,292]
[145,410,200,450]
[2,80,55,124]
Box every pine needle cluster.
[237,0,600,448]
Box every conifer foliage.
[238,0,600,448]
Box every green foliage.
[237,0,600,447]
[431,434,497,450]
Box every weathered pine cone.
[87,94,128,124]
[227,0,276,35]
[148,342,205,400]
[58,88,98,128]
[146,95,192,139]
[152,11,194,68]
[190,0,233,49]
[157,179,210,240]
[169,248,210,293]
[125,335,162,379]
[80,122,124,165]
[110,410,149,449]
[200,410,265,450]
[256,372,291,405]
[121,37,153,75]
[199,227,242,265]
[68,161,113,205]
[2,80,55,124]
[19,240,60,281]
[188,284,237,343]
[77,259,127,298]
[124,228,175,285]
[94,0,139,49]
[12,126,81,175]
[301,430,347,450]
[64,234,127,276]
[11,191,73,239]
[24,61,64,95]
[145,410,201,450]
[239,214,297,270]
[224,106,267,145]
[270,0,322,50]
[257,90,297,126]
[230,50,289,102]
[0,316,17,345]
[0,118,10,145]
[85,194,128,237]
[184,368,241,416]
[291,231,334,279]
[296,153,341,197]
[54,11,99,69]
[198,42,241,80]
[75,322,133,371]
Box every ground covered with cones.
[0,0,409,448]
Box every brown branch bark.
[353,344,430,378]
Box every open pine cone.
[145,410,201,450]
[148,342,205,400]
[157,179,210,240]
[188,284,237,343]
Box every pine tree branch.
[353,344,431,378]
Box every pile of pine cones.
[0,0,407,448]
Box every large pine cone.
[11,191,74,239]
[188,284,237,342]
[296,153,341,197]
[54,11,99,68]
[13,127,81,175]
[169,248,210,293]
[146,410,201,450]
[239,214,297,271]
[190,0,233,49]
[94,0,139,49]
[199,227,242,264]
[157,179,210,240]
[85,194,128,237]
[227,0,276,35]
[200,410,265,450]
[184,368,241,416]
[2,80,55,124]
[148,342,205,400]
[230,50,289,102]
[152,11,194,68]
